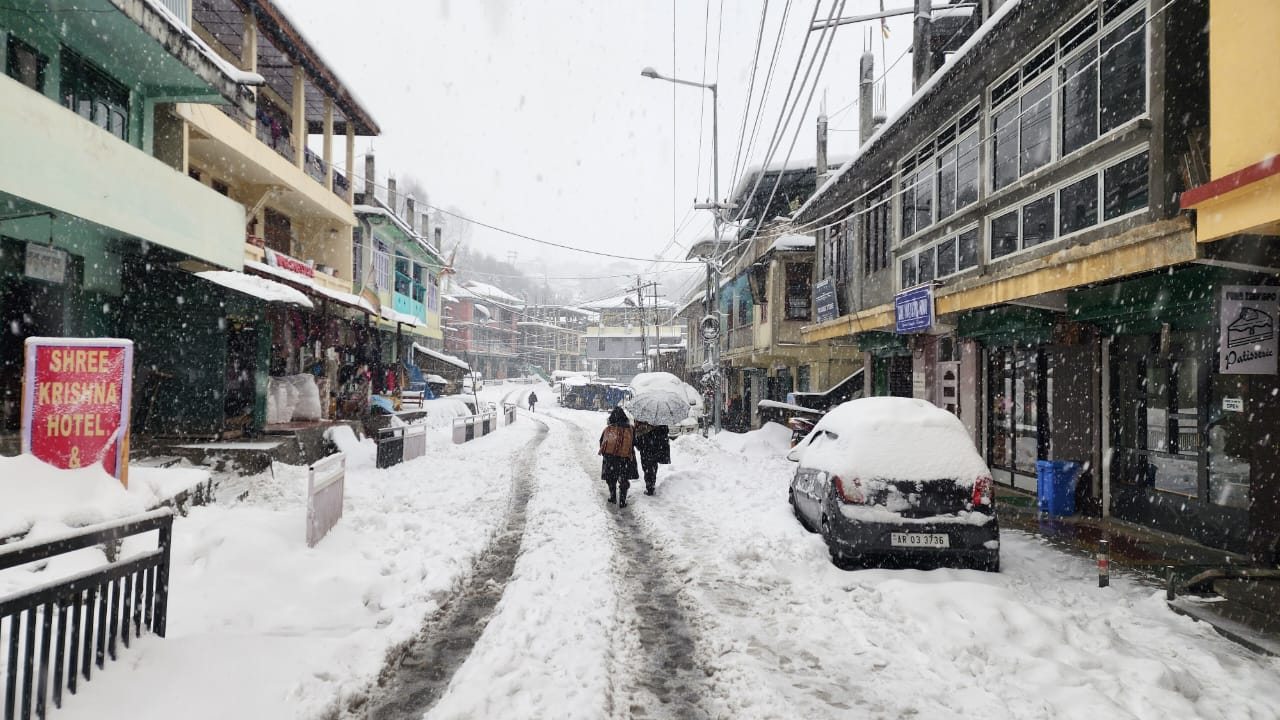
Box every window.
[352,226,365,284]
[956,129,979,207]
[937,237,957,277]
[1103,150,1148,220]
[1019,79,1052,176]
[1099,11,1146,134]
[917,246,936,284]
[900,256,917,289]
[373,238,391,290]
[784,263,811,321]
[212,179,230,196]
[60,49,129,142]
[990,210,1019,259]
[957,228,979,270]
[916,109,979,226]
[1060,47,1098,155]
[1021,195,1055,248]
[992,104,1019,190]
[859,185,892,275]
[598,339,606,351]
[6,36,47,92]
[263,207,292,255]
[1058,174,1098,235]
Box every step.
[1214,578,1280,617]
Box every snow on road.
[5,381,1279,720]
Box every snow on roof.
[412,343,469,370]
[473,303,491,317]
[795,397,989,485]
[355,201,442,261]
[768,234,816,253]
[423,374,447,384]
[463,281,522,304]
[198,269,313,308]
[381,307,421,326]
[442,294,459,304]
[580,294,676,311]
[794,0,1022,223]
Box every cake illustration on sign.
[1226,307,1274,348]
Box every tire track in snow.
[360,420,546,719]
[543,408,714,720]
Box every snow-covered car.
[787,396,999,572]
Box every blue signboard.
[894,285,933,334]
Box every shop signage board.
[21,338,134,484]
[24,243,66,284]
[895,285,934,334]
[266,248,316,278]
[1219,285,1278,375]
[813,278,839,323]
[1222,397,1244,412]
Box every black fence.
[1,510,174,720]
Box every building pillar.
[323,97,334,191]
[292,65,306,168]
[346,124,356,204]
[242,13,258,135]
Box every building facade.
[797,0,1280,562]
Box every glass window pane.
[918,246,936,283]
[991,211,1019,259]
[1022,195,1055,248]
[956,130,979,207]
[1014,350,1039,475]
[937,150,957,219]
[915,166,933,232]
[1208,374,1250,508]
[937,237,957,277]
[1020,79,1053,176]
[901,172,917,237]
[1061,47,1098,155]
[1059,174,1098,235]
[958,228,979,269]
[1100,12,1146,134]
[1146,363,1168,453]
[900,256,916,288]
[993,105,1019,190]
[1103,151,1149,219]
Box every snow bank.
[0,454,209,539]
[795,397,989,485]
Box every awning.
[381,307,422,326]
[196,270,313,308]
[244,260,375,314]
[413,343,469,370]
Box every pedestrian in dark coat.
[633,422,671,496]
[599,406,639,507]
[527,391,538,413]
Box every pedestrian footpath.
[998,487,1280,656]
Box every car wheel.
[978,554,1000,573]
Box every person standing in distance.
[527,390,538,413]
[599,406,639,507]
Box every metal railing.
[503,403,517,425]
[306,453,345,548]
[375,426,427,469]
[158,0,189,23]
[452,412,497,444]
[1,510,174,720]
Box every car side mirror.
[786,447,801,462]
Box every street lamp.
[641,66,725,433]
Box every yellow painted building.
[1180,0,1280,239]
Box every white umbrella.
[625,390,691,426]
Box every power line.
[726,0,772,199]
[732,0,795,201]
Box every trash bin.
[1036,460,1081,516]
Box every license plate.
[890,533,950,548]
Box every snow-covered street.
[5,382,1280,720]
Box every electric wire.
[726,0,773,200]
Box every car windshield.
[5,1,1279,717]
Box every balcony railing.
[725,324,754,351]
[159,0,189,23]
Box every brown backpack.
[600,426,633,457]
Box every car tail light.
[834,475,864,504]
[972,476,994,507]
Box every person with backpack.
[599,406,639,507]
[633,421,671,496]
[527,390,538,413]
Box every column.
[323,97,334,191]
[292,65,306,168]
[242,14,258,134]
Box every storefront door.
[987,346,1046,491]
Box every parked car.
[461,372,484,393]
[787,397,999,572]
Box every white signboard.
[1219,285,1278,375]
[25,244,66,284]
[912,371,926,400]
[1222,397,1244,413]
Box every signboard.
[895,284,934,334]
[265,248,316,278]
[1219,285,1278,375]
[21,338,134,484]
[813,278,839,323]
[912,371,927,400]
[1222,397,1244,413]
[25,244,66,284]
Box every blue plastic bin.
[1036,460,1081,516]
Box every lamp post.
[641,66,724,433]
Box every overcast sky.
[277,0,915,297]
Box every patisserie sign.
[1220,285,1278,375]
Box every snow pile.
[795,397,989,485]
[195,270,312,308]
[324,425,375,470]
[0,454,209,539]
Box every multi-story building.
[705,164,861,430]
[0,0,255,445]
[582,295,682,383]
[795,0,1280,562]
[152,0,383,435]
[518,305,591,376]
[442,280,522,380]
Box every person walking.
[599,406,638,507]
[633,421,671,496]
[527,390,538,413]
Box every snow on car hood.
[795,397,989,486]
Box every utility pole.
[629,276,661,372]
